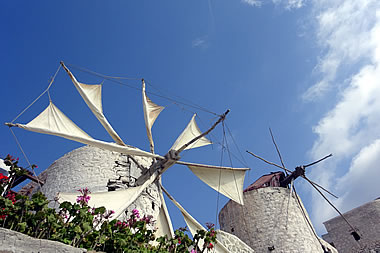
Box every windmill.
[5,62,250,252]
[246,128,362,252]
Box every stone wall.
[322,198,380,252]
[217,230,254,252]
[219,187,337,253]
[20,145,161,220]
[0,228,86,253]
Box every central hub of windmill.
[279,166,305,187]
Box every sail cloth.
[17,102,93,142]
[154,177,174,239]
[186,163,247,205]
[170,114,212,151]
[58,171,159,220]
[61,63,125,146]
[161,186,229,253]
[142,80,164,153]
[14,102,163,159]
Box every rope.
[215,128,225,227]
[65,63,141,80]
[8,128,42,191]
[223,122,242,205]
[66,63,219,116]
[11,64,61,123]
[225,123,249,168]
[292,186,327,251]
[145,80,218,116]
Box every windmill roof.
[244,171,285,192]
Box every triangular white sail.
[186,163,247,205]
[62,63,125,146]
[58,171,159,219]
[155,177,174,239]
[142,80,164,153]
[14,103,163,159]
[170,114,212,151]
[161,186,229,253]
[18,101,93,142]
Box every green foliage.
[0,155,217,252]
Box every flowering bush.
[0,155,217,252]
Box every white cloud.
[192,36,209,49]
[304,0,380,233]
[242,0,262,7]
[272,0,304,9]
[242,0,304,9]
[303,0,377,101]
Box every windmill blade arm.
[246,150,292,173]
[308,178,358,233]
[303,175,339,199]
[303,154,333,168]
[175,109,229,154]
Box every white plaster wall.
[36,145,161,220]
[219,187,337,253]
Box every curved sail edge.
[61,62,126,146]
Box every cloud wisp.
[304,0,380,233]
[242,0,304,9]
[192,36,209,49]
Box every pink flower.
[207,243,213,249]
[205,222,214,230]
[191,249,197,253]
[76,188,91,205]
[132,209,140,218]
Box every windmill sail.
[14,102,162,159]
[170,114,212,151]
[182,162,247,205]
[17,101,93,142]
[61,63,125,146]
[155,177,174,239]
[58,171,159,219]
[142,80,164,153]
[161,186,229,253]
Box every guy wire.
[66,63,218,116]
[9,128,42,191]
[11,64,61,123]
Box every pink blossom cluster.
[76,187,91,205]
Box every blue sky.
[2,0,380,235]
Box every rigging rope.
[66,63,219,116]
[11,64,61,123]
[8,128,42,191]
[215,125,225,228]
[292,186,328,251]
[225,123,249,168]
[223,122,242,205]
